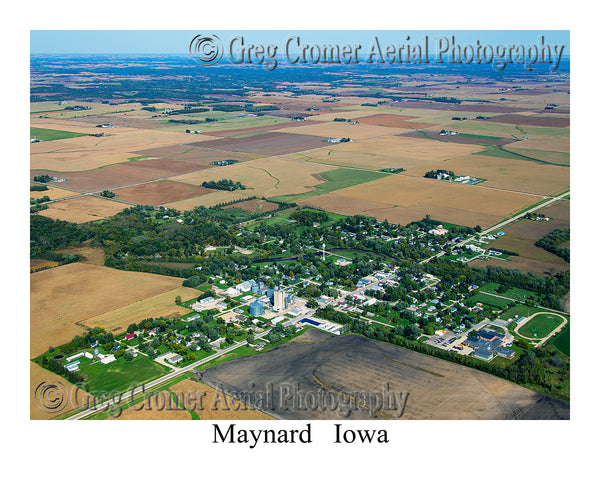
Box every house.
[254,342,266,351]
[167,354,183,365]
[125,333,135,341]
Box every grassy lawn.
[467,292,513,308]
[79,355,169,393]
[519,313,564,339]
[551,323,570,356]
[30,127,88,141]
[268,168,388,203]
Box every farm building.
[100,355,116,365]
[167,354,183,365]
[249,300,265,316]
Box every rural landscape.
[30,40,570,421]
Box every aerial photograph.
[29,29,571,423]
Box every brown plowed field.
[132,145,260,163]
[31,158,208,192]
[356,114,436,129]
[113,181,213,205]
[198,329,569,419]
[186,132,329,156]
[474,114,570,127]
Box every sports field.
[518,313,565,339]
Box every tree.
[127,323,137,334]
[175,295,182,305]
[124,351,134,362]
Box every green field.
[479,283,538,303]
[30,127,88,141]
[456,133,503,141]
[518,313,564,339]
[551,323,570,356]
[269,168,388,203]
[499,304,557,321]
[79,355,169,393]
[477,145,570,166]
[467,292,513,309]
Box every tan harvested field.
[204,120,323,138]
[32,158,210,193]
[223,198,280,213]
[470,256,570,276]
[113,181,213,205]
[504,139,570,153]
[475,114,570,127]
[30,362,91,420]
[278,120,408,139]
[30,185,77,201]
[30,263,185,356]
[356,113,436,130]
[35,195,126,223]
[175,156,337,200]
[81,286,201,333]
[30,121,211,171]
[198,329,568,419]
[300,175,537,228]
[403,154,570,196]
[286,135,485,171]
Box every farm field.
[131,144,261,164]
[30,259,59,272]
[81,286,201,334]
[30,263,185,357]
[300,174,536,228]
[476,145,570,167]
[34,195,127,223]
[278,120,408,139]
[400,129,517,146]
[354,113,436,129]
[222,198,281,213]
[186,131,330,156]
[30,127,88,141]
[112,181,213,205]
[198,329,569,419]
[29,185,77,201]
[286,135,486,171]
[403,154,569,196]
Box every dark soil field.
[132,145,259,163]
[197,329,569,420]
[475,114,570,127]
[205,120,323,138]
[357,114,435,129]
[399,130,517,146]
[113,180,213,205]
[31,158,208,192]
[186,131,330,156]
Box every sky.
[30,30,570,55]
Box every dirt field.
[30,263,185,356]
[113,181,213,205]
[403,154,570,196]
[31,158,209,193]
[185,132,330,156]
[474,114,570,127]
[81,286,200,333]
[35,195,126,223]
[300,174,536,228]
[223,198,281,213]
[198,329,569,420]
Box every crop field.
[442,120,570,143]
[30,263,185,356]
[354,113,436,129]
[32,158,209,193]
[35,195,127,223]
[403,154,569,196]
[131,144,261,164]
[474,114,570,127]
[399,129,517,146]
[198,329,569,419]
[30,122,202,171]
[477,145,570,167]
[470,256,570,276]
[269,168,388,203]
[467,292,514,309]
[112,181,213,205]
[81,286,201,333]
[204,120,321,138]
[552,323,570,356]
[278,120,407,139]
[301,174,536,228]
[30,127,88,141]
[29,185,76,201]
[185,131,330,156]
[30,259,59,272]
[286,135,485,171]
[386,100,530,114]
[501,139,570,153]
